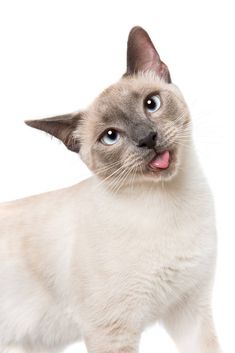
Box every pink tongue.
[149,151,170,170]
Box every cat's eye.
[144,95,161,113]
[100,129,120,145]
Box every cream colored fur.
[0,26,221,353]
[0,147,221,352]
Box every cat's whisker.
[95,160,123,174]
[179,131,221,145]
[108,165,133,194]
[109,158,143,194]
[163,115,192,144]
[94,161,131,190]
[102,156,141,193]
[96,161,121,171]
[131,164,139,192]
[111,166,134,194]
[163,112,188,137]
[126,164,137,194]
[95,159,122,170]
[164,119,193,142]
[174,142,194,151]
[107,166,129,192]
[119,161,143,193]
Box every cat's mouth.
[148,150,170,171]
[144,148,178,179]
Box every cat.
[0,27,221,353]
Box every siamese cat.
[0,27,221,353]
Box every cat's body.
[0,27,221,352]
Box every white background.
[0,1,234,352]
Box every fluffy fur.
[0,27,221,353]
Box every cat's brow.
[100,91,141,124]
[101,108,130,124]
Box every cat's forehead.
[92,72,169,113]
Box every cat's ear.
[126,26,171,83]
[25,112,82,153]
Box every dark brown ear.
[126,26,171,83]
[25,112,82,153]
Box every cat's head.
[26,27,191,189]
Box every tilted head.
[26,27,191,190]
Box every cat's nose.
[138,131,157,149]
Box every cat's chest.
[82,190,214,281]
[73,189,216,323]
[90,192,205,254]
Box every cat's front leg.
[84,324,140,353]
[162,294,222,353]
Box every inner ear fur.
[25,112,82,153]
[126,26,171,83]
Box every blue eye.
[101,129,120,145]
[145,95,161,113]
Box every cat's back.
[0,178,92,276]
[0,178,91,231]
